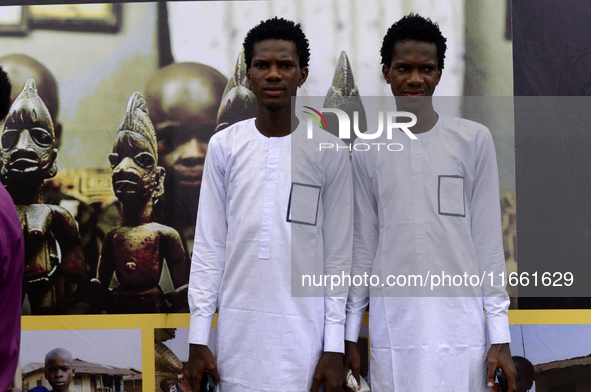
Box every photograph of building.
[22,359,141,392]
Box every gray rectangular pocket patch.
[287,182,321,226]
[438,175,465,217]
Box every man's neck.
[408,106,439,135]
[254,106,299,138]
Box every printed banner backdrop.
[0,0,584,391]
[509,313,591,392]
[513,0,591,309]
[20,329,142,392]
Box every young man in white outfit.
[187,17,353,392]
[344,14,517,392]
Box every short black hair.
[512,356,534,382]
[160,379,174,392]
[243,17,310,69]
[0,66,11,120]
[380,13,447,70]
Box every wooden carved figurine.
[0,79,87,314]
[95,92,188,314]
[323,51,367,145]
[215,49,258,132]
[145,62,227,259]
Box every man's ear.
[246,67,251,87]
[382,64,391,84]
[298,66,309,87]
[436,68,443,86]
[71,367,75,377]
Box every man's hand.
[487,343,516,392]
[311,351,343,392]
[188,344,220,392]
[343,341,360,390]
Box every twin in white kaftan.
[189,118,353,391]
[345,114,510,392]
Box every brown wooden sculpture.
[95,92,188,314]
[323,51,367,145]
[215,50,258,132]
[0,54,102,274]
[145,63,227,259]
[0,79,87,314]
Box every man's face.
[1,108,55,178]
[109,132,159,204]
[382,40,442,113]
[246,39,308,112]
[44,354,74,392]
[155,121,212,189]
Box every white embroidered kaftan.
[345,115,510,392]
[189,118,353,391]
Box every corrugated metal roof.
[535,354,591,374]
[22,359,141,377]
[22,362,44,374]
[155,340,182,373]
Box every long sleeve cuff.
[344,312,364,343]
[487,313,511,344]
[324,323,345,353]
[188,315,214,345]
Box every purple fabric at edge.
[0,177,24,390]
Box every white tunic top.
[189,118,353,391]
[345,114,510,392]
